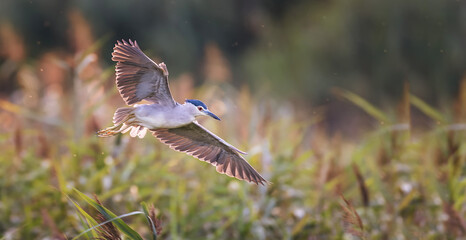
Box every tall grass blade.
[73,189,144,240]
[141,202,158,240]
[410,94,447,124]
[332,88,390,123]
[69,198,99,239]
[73,211,144,240]
[352,163,369,207]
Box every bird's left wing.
[151,122,268,185]
[112,39,176,107]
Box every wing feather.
[112,39,176,106]
[204,148,219,161]
[151,122,267,185]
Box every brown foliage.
[340,195,366,239]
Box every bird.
[97,39,267,185]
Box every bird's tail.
[97,107,148,138]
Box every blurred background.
[1,0,466,136]
[0,0,465,239]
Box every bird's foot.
[97,124,123,137]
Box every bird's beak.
[205,110,221,121]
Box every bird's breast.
[134,104,194,129]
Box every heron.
[97,39,267,185]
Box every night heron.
[98,39,267,185]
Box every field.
[0,37,465,240]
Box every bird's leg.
[97,122,125,137]
[97,107,138,137]
[97,109,146,138]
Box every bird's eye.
[198,107,203,111]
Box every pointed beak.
[205,110,221,121]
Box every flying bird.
[98,39,267,185]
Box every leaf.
[410,94,447,124]
[332,88,390,123]
[398,190,418,213]
[73,211,144,240]
[69,197,99,239]
[291,215,310,236]
[141,202,158,240]
[73,189,143,240]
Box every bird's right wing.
[112,39,176,107]
[151,122,268,185]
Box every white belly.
[134,104,194,129]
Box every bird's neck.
[177,103,198,121]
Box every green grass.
[0,51,465,239]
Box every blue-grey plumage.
[97,39,268,185]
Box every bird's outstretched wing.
[151,122,268,185]
[112,39,176,107]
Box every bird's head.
[185,99,221,120]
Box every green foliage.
[2,82,465,239]
[0,39,465,239]
[72,189,144,240]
